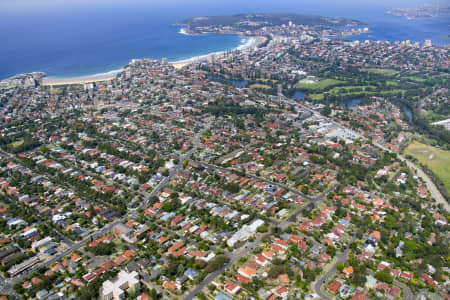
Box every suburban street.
[314,236,414,300]
[0,94,445,299]
[195,160,315,201]
[5,125,209,289]
[0,12,448,300]
[183,234,264,300]
[182,160,339,299]
[314,236,356,300]
[287,95,448,212]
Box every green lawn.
[362,68,398,76]
[406,76,426,82]
[307,88,405,101]
[295,78,344,91]
[386,80,399,86]
[328,85,376,95]
[404,141,450,192]
[308,93,324,101]
[380,89,405,97]
[10,139,24,148]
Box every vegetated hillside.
[178,13,363,30]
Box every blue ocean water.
[1,0,448,80]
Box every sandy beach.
[41,69,123,86]
[171,36,265,69]
[40,36,265,84]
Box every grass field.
[406,76,427,82]
[308,93,324,101]
[328,85,376,95]
[10,139,24,148]
[307,88,405,101]
[386,80,399,86]
[404,141,450,192]
[362,68,398,76]
[295,78,343,91]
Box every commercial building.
[100,270,140,300]
[227,219,264,247]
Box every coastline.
[37,36,264,85]
[41,69,123,86]
[170,36,264,69]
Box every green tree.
[375,269,393,284]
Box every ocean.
[1,0,448,80]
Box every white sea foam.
[169,36,260,65]
[235,37,256,51]
[42,36,261,83]
[42,68,123,85]
[178,28,191,35]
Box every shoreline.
[35,35,264,86]
[170,36,264,69]
[37,35,264,85]
[41,69,123,86]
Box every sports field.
[295,79,343,91]
[404,141,450,192]
[362,68,398,76]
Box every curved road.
[373,143,448,212]
[284,95,448,212]
[314,237,413,300]
[183,235,264,300]
[404,159,449,212]
[183,162,338,300]
[314,250,350,300]
[314,237,356,300]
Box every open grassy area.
[328,85,376,95]
[406,76,426,82]
[362,68,398,76]
[308,93,324,101]
[308,88,405,101]
[404,141,450,192]
[9,139,24,148]
[386,80,399,86]
[295,78,344,91]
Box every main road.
[374,142,449,212]
[285,94,448,212]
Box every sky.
[1,0,439,13]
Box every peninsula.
[177,13,364,35]
[388,4,450,19]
